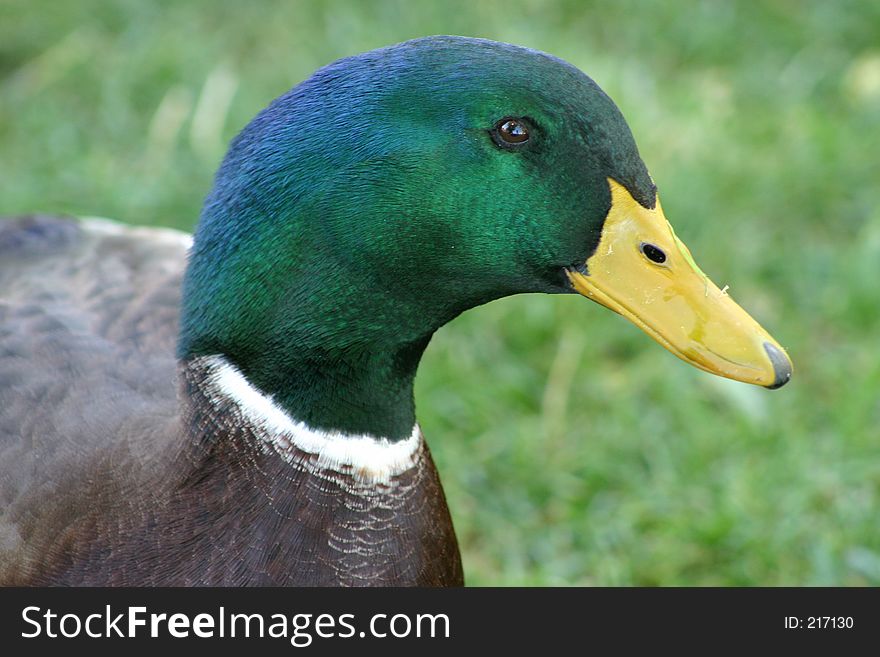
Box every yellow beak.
[568,179,792,389]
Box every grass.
[2,0,879,585]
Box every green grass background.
[2,0,878,585]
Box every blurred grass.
[2,0,879,585]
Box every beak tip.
[763,342,793,390]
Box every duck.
[0,36,792,586]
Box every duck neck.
[225,334,432,443]
[176,354,463,585]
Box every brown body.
[0,216,462,586]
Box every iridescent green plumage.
[180,36,655,440]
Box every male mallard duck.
[0,36,791,586]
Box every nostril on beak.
[763,342,792,389]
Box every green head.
[180,36,790,441]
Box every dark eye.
[640,242,667,264]
[491,118,530,148]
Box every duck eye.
[492,118,530,147]
[640,242,667,264]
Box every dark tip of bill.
[763,342,792,390]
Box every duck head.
[180,36,791,441]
